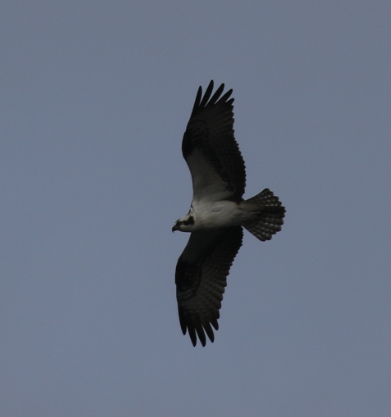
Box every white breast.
[192,200,248,230]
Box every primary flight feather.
[172,81,285,346]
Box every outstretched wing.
[182,81,246,203]
[175,226,243,346]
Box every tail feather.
[242,188,285,241]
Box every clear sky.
[1,1,390,416]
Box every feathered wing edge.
[190,81,235,117]
[175,226,243,347]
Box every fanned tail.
[242,188,285,241]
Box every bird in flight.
[172,81,285,346]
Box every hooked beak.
[172,223,178,232]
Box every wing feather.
[182,81,246,203]
[175,226,243,346]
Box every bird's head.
[172,214,195,232]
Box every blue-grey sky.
[1,1,390,416]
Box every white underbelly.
[193,201,247,229]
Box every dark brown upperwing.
[175,226,243,346]
[181,81,246,202]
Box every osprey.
[173,81,285,347]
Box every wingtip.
[199,81,215,107]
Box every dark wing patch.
[182,80,246,202]
[175,226,243,347]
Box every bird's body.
[174,200,248,232]
[173,81,285,346]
